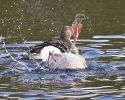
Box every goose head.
[59,26,72,42]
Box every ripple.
[82,49,104,59]
[0,43,35,48]
[93,95,125,100]
[93,35,125,39]
[88,43,112,47]
[24,41,44,44]
[0,36,5,42]
[76,39,109,43]
[0,54,10,58]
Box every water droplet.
[51,22,54,25]
[28,28,31,31]
[116,20,119,23]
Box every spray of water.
[2,40,30,71]
[23,40,44,70]
[73,13,87,24]
[2,39,45,73]
[73,12,93,33]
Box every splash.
[73,12,93,33]
[2,41,29,71]
[1,40,46,73]
[73,13,87,24]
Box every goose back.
[30,38,72,54]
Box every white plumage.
[49,53,87,69]
[40,46,61,62]
[30,46,61,61]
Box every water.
[0,0,125,100]
[0,35,125,100]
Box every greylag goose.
[29,15,87,69]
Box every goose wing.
[30,38,72,54]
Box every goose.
[29,15,87,69]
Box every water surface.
[0,0,125,100]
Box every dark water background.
[0,0,125,99]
